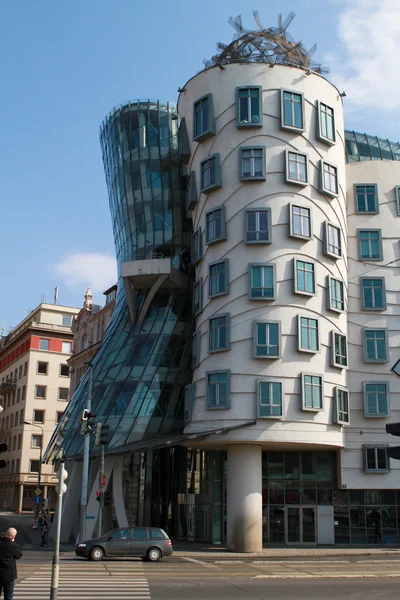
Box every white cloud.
[329,0,400,112]
[52,252,117,294]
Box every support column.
[227,445,262,552]
[18,484,23,514]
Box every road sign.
[35,488,42,496]
[101,474,106,487]
[34,495,42,505]
[392,359,400,378]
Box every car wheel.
[146,547,161,562]
[89,546,104,561]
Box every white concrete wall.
[179,63,347,448]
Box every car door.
[104,528,131,557]
[130,527,149,556]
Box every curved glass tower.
[46,100,193,460]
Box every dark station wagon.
[75,526,173,562]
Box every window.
[192,228,202,265]
[23,361,28,376]
[281,90,304,131]
[327,276,345,312]
[132,528,147,540]
[30,460,40,473]
[105,288,117,304]
[360,278,386,310]
[35,385,46,399]
[334,387,349,425]
[294,259,315,295]
[15,412,18,426]
[62,314,72,327]
[193,279,203,315]
[31,434,42,448]
[62,341,72,354]
[355,184,378,214]
[184,384,195,422]
[357,229,382,260]
[21,386,26,401]
[317,101,335,143]
[363,446,389,473]
[205,206,226,244]
[364,382,390,417]
[298,316,319,352]
[37,362,48,375]
[200,154,222,193]
[18,365,22,379]
[257,380,283,418]
[331,332,348,368]
[290,205,312,239]
[206,371,230,409]
[209,259,229,297]
[254,321,280,358]
[244,208,271,244]
[186,171,198,211]
[286,151,308,184]
[248,264,276,300]
[149,530,165,539]
[239,147,265,180]
[33,410,45,423]
[39,339,49,351]
[302,374,323,411]
[363,329,388,362]
[395,186,400,216]
[58,388,69,401]
[236,86,262,127]
[60,364,70,377]
[321,160,338,196]
[193,94,215,142]
[16,388,20,403]
[209,314,230,353]
[324,222,342,258]
[192,331,200,368]
[57,411,64,424]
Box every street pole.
[79,364,92,542]
[97,443,105,538]
[23,421,43,520]
[50,459,65,600]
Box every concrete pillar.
[227,445,262,552]
[18,484,23,513]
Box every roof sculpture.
[204,11,328,74]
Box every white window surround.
[301,373,324,411]
[256,379,284,419]
[298,315,320,353]
[363,381,390,418]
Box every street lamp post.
[24,421,43,518]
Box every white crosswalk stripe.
[14,559,151,599]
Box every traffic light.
[0,442,7,469]
[96,490,102,503]
[55,466,68,495]
[386,422,400,459]
[80,409,97,435]
[104,491,111,507]
[94,423,110,446]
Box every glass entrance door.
[285,506,316,544]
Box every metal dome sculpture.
[204,11,328,74]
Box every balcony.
[121,257,189,290]
[0,379,18,393]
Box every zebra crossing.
[14,557,151,599]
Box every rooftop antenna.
[41,293,45,303]
[54,286,59,305]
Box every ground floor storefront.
[125,447,399,547]
[0,481,57,513]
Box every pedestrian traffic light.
[96,490,102,503]
[385,422,400,459]
[94,422,110,446]
[0,442,7,469]
[104,491,111,507]
[80,409,97,435]
[55,466,68,495]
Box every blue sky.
[1,0,399,331]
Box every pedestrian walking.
[40,514,48,547]
[0,528,23,600]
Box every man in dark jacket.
[0,528,23,600]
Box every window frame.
[193,93,215,143]
[206,370,231,410]
[327,275,345,313]
[395,186,400,216]
[31,434,42,449]
[37,361,48,375]
[60,364,70,377]
[192,227,203,265]
[362,328,389,363]
[289,204,312,240]
[293,258,316,296]
[248,263,276,301]
[39,339,49,351]
[58,387,69,401]
[298,315,320,353]
[360,277,386,311]
[357,229,383,261]
[208,259,229,298]
[244,208,271,245]
[62,341,72,354]
[184,384,195,423]
[239,146,266,181]
[205,205,226,245]
[363,446,389,473]
[35,385,47,400]
[208,313,230,353]
[62,314,72,327]
[256,379,284,419]
[193,278,203,316]
[33,409,45,424]
[200,153,222,194]
[317,100,336,145]
[354,184,379,214]
[323,222,342,259]
[30,460,40,473]
[301,373,324,412]
[363,381,390,418]
[253,320,281,359]
[285,149,309,185]
[280,89,305,132]
[236,86,263,128]
[334,386,350,426]
[192,330,200,369]
[331,331,348,369]
[320,160,339,197]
